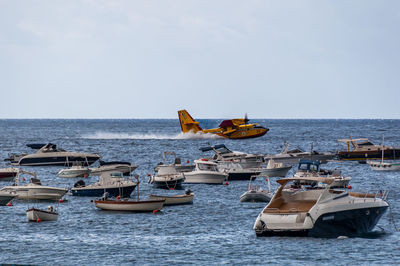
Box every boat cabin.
[194,160,219,172]
[297,160,320,172]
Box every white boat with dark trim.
[8,143,100,166]
[217,161,261,181]
[70,172,137,197]
[154,152,194,173]
[0,170,68,200]
[0,167,19,181]
[260,159,292,177]
[200,144,264,169]
[183,159,227,184]
[149,165,185,189]
[264,142,335,165]
[253,176,389,238]
[90,161,137,176]
[149,190,194,205]
[294,160,351,188]
[26,206,58,221]
[58,163,91,178]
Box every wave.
[81,131,223,140]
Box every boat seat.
[264,200,316,213]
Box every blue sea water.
[0,119,399,265]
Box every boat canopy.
[337,138,370,143]
[276,177,334,185]
[298,160,320,171]
[199,144,231,154]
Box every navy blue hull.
[228,171,261,181]
[256,206,388,238]
[71,185,136,197]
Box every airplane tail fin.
[178,110,202,133]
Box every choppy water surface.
[0,119,399,265]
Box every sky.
[1,1,399,119]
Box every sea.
[0,119,399,265]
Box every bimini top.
[276,177,335,186]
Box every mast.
[381,134,384,164]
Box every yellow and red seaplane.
[177,110,269,140]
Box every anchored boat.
[253,177,388,238]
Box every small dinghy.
[58,162,91,178]
[240,176,273,203]
[149,189,194,206]
[26,206,58,222]
[94,175,164,212]
[260,159,292,177]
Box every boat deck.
[264,199,316,213]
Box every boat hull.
[367,161,400,171]
[94,199,164,212]
[151,178,184,189]
[0,193,16,205]
[260,166,292,177]
[338,149,400,162]
[240,191,272,202]
[1,187,68,200]
[255,206,388,238]
[0,168,18,181]
[58,169,91,178]
[26,208,58,221]
[70,185,136,197]
[148,193,194,205]
[16,155,100,166]
[183,172,227,184]
[226,170,261,181]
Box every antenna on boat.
[382,133,385,164]
[135,175,140,201]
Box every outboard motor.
[185,189,192,195]
[175,157,181,165]
[101,192,109,200]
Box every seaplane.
[177,110,269,139]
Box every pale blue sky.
[1,1,399,119]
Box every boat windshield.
[110,172,123,178]
[197,163,218,171]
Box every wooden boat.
[148,192,194,205]
[94,175,164,212]
[94,199,165,212]
[26,206,58,221]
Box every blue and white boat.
[70,172,137,197]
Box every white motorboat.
[0,170,68,200]
[149,164,185,189]
[264,142,335,165]
[200,144,264,168]
[154,152,194,173]
[7,143,100,166]
[183,159,228,184]
[253,177,389,238]
[260,159,292,177]
[367,134,400,171]
[294,160,351,188]
[94,176,164,212]
[149,190,194,205]
[58,163,91,178]
[27,206,59,222]
[0,191,17,205]
[0,167,19,181]
[240,177,273,203]
[70,172,137,197]
[90,161,137,176]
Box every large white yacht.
[253,177,388,238]
[8,143,101,166]
[183,159,227,184]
